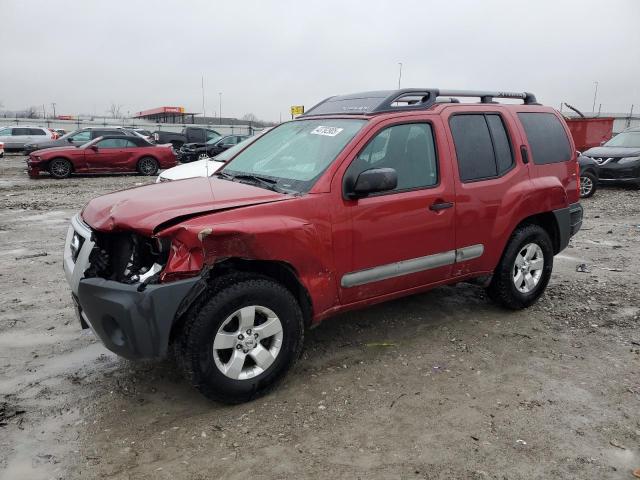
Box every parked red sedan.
[27,135,177,178]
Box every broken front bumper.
[63,214,199,360]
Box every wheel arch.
[513,212,561,254]
[46,156,75,172]
[169,258,313,345]
[211,258,313,326]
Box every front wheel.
[137,157,159,176]
[580,172,597,198]
[49,158,72,179]
[486,224,553,310]
[175,277,304,404]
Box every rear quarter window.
[518,112,572,164]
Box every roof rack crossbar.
[301,88,539,117]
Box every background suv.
[0,126,54,151]
[581,126,640,187]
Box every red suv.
[63,89,583,403]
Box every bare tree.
[22,106,38,119]
[108,103,123,119]
[241,113,259,122]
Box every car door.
[9,127,31,149]
[334,119,457,304]
[84,138,127,171]
[29,128,49,144]
[443,108,530,276]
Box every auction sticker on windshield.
[310,126,344,137]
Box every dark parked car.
[24,127,140,154]
[178,135,249,163]
[27,135,176,178]
[153,127,222,150]
[578,154,599,198]
[581,127,640,188]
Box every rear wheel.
[137,157,159,176]
[49,158,72,179]
[486,224,553,309]
[175,277,304,404]
[580,172,597,198]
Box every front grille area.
[85,232,168,284]
[592,157,619,165]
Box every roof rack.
[301,88,539,117]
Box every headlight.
[618,156,640,165]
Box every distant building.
[133,106,197,124]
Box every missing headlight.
[86,232,169,284]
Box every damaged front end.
[63,214,202,360]
[86,232,170,287]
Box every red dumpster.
[565,117,614,152]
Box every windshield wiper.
[214,171,234,180]
[232,174,281,191]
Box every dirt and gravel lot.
[0,154,639,480]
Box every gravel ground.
[0,154,639,480]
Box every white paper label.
[310,126,344,137]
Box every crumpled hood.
[582,146,640,158]
[81,176,289,236]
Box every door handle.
[429,201,454,211]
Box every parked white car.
[0,126,54,150]
[156,128,271,182]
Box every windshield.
[213,131,268,162]
[206,136,224,145]
[222,119,366,193]
[604,131,640,148]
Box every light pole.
[201,76,206,120]
[398,62,403,89]
[591,81,599,114]
[51,102,57,119]
[218,92,222,124]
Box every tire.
[137,156,159,176]
[49,158,72,179]
[580,172,597,198]
[175,276,304,404]
[486,224,553,310]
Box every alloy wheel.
[213,305,284,380]
[512,243,544,293]
[580,175,593,197]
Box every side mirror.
[347,168,397,198]
[89,145,98,151]
[67,137,74,142]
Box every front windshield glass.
[604,131,640,148]
[222,119,366,193]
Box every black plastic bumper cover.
[77,276,200,360]
[552,202,583,253]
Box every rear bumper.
[552,202,583,253]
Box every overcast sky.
[2,0,639,121]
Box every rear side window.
[518,113,571,164]
[449,114,514,182]
[29,128,47,135]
